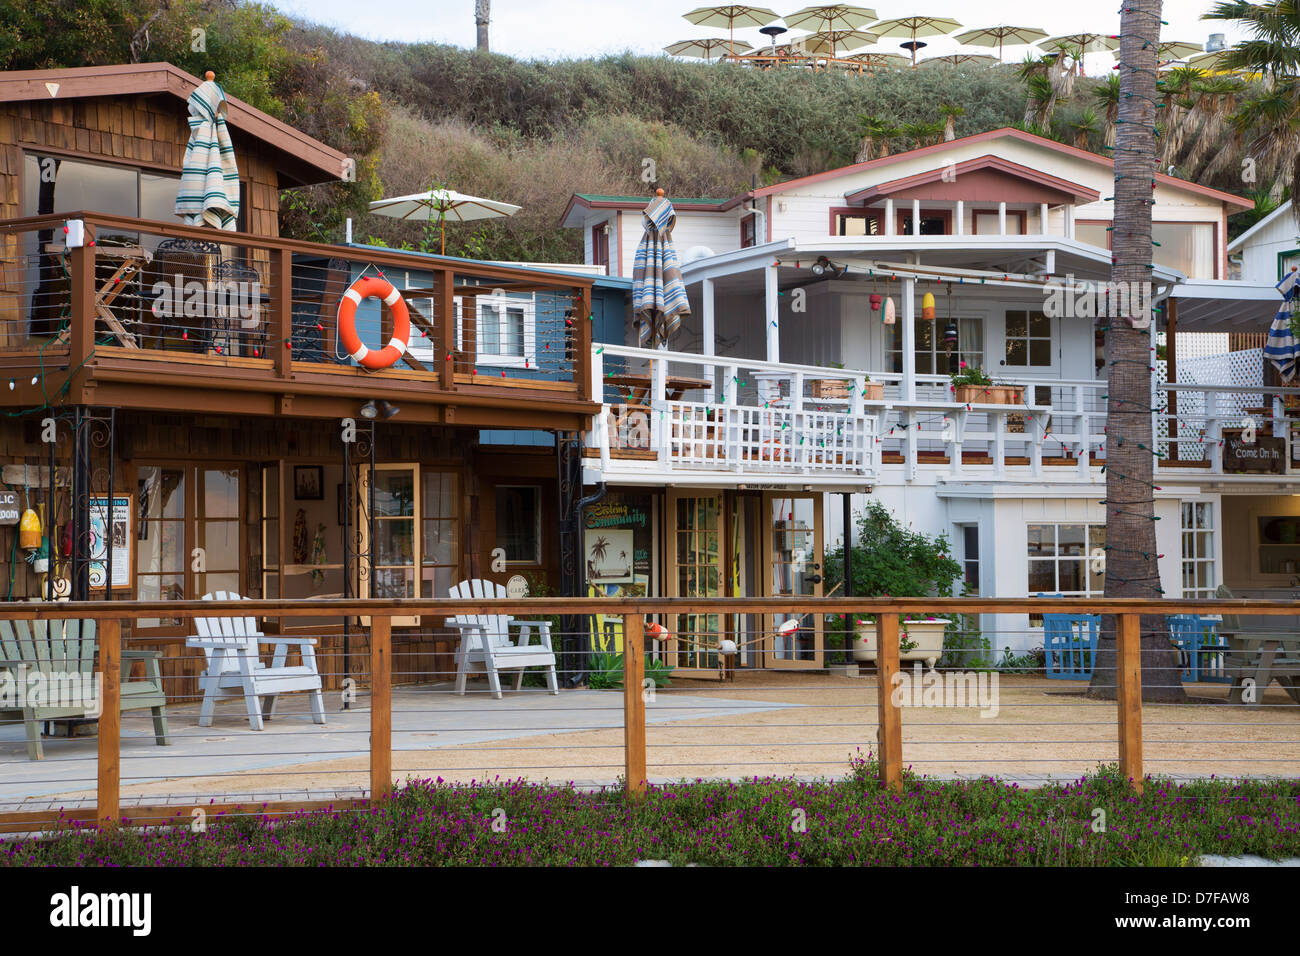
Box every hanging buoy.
[336,276,411,371]
[883,296,896,325]
[922,292,936,320]
[869,293,882,312]
[18,509,41,550]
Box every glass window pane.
[1028,560,1056,594]
[1058,525,1086,555]
[496,486,540,563]
[1006,312,1027,337]
[203,468,240,518]
[1027,525,1052,556]
[198,520,240,570]
[374,471,414,517]
[1029,339,1051,366]
[1005,339,1026,366]
[1029,312,1051,337]
[1057,559,1085,592]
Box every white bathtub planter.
[853,617,950,670]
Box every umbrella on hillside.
[1185,50,1238,73]
[872,16,964,67]
[785,5,878,37]
[176,72,240,230]
[683,5,779,57]
[633,190,691,348]
[843,50,910,72]
[919,52,997,68]
[1156,40,1204,62]
[1265,269,1300,382]
[953,25,1048,63]
[368,189,520,254]
[802,28,878,57]
[665,37,753,62]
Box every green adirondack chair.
[0,618,170,760]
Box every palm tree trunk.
[1088,0,1186,703]
[475,0,490,52]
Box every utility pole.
[475,0,490,53]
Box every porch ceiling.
[1170,280,1283,332]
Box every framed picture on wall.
[294,465,324,500]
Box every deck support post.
[623,615,647,796]
[1117,613,1144,793]
[876,614,903,791]
[97,618,121,826]
[764,264,779,364]
[370,614,392,805]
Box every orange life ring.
[337,276,411,370]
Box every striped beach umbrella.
[175,73,240,230]
[633,192,691,348]
[1265,269,1300,382]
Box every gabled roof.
[0,63,350,185]
[560,192,742,227]
[844,154,1099,205]
[752,127,1252,210]
[1227,199,1296,252]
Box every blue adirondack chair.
[1039,594,1099,680]
[1167,614,1230,684]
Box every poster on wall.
[584,527,635,584]
[584,494,652,581]
[88,495,132,590]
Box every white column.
[998,201,1007,236]
[912,199,921,235]
[901,277,916,401]
[764,263,780,364]
[1064,205,1075,239]
[885,199,896,236]
[955,200,964,236]
[701,277,716,383]
[1040,203,1050,236]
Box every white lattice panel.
[1157,350,1264,460]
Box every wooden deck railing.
[0,211,596,420]
[1,594,1296,832]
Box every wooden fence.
[1,595,1296,832]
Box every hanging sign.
[88,495,132,589]
[0,491,18,526]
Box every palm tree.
[855,113,883,163]
[1088,0,1187,704]
[1067,108,1100,149]
[1205,1,1300,212]
[874,121,904,158]
[589,535,610,565]
[1094,74,1122,148]
[1024,74,1058,129]
[939,103,965,141]
[901,121,943,150]
[475,0,490,52]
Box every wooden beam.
[370,614,392,805]
[623,614,647,796]
[876,614,903,791]
[270,247,291,379]
[97,617,121,825]
[1116,613,1144,793]
[576,286,593,403]
[67,242,96,373]
[433,269,455,390]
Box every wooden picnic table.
[1217,593,1300,705]
[605,373,712,405]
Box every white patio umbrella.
[953,25,1048,63]
[368,189,521,254]
[1042,33,1119,76]
[665,37,753,62]
[919,52,997,68]
[683,5,779,58]
[843,50,910,72]
[1156,40,1204,62]
[801,28,878,58]
[872,15,964,67]
[175,72,240,230]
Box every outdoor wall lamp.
[811,256,843,278]
[359,399,400,420]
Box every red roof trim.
[844,154,1100,204]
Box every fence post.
[876,614,903,791]
[623,615,647,796]
[370,614,392,805]
[97,617,121,825]
[1116,612,1144,793]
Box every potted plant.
[950,362,1022,406]
[823,502,965,670]
[810,365,884,402]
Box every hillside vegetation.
[0,1,1283,261]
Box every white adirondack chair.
[446,579,559,699]
[186,591,326,730]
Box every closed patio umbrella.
[368,189,521,254]
[633,190,691,348]
[1265,270,1300,382]
[175,72,240,230]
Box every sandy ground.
[33,671,1296,806]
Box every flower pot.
[853,618,949,669]
[810,378,850,400]
[861,382,883,401]
[954,384,1022,406]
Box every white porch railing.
[588,345,1111,482]
[1156,382,1300,477]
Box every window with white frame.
[475,294,534,367]
[1181,501,1215,598]
[1004,310,1053,368]
[890,315,984,375]
[1027,524,1106,621]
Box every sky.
[267,0,1252,63]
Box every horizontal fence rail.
[0,595,1297,835]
